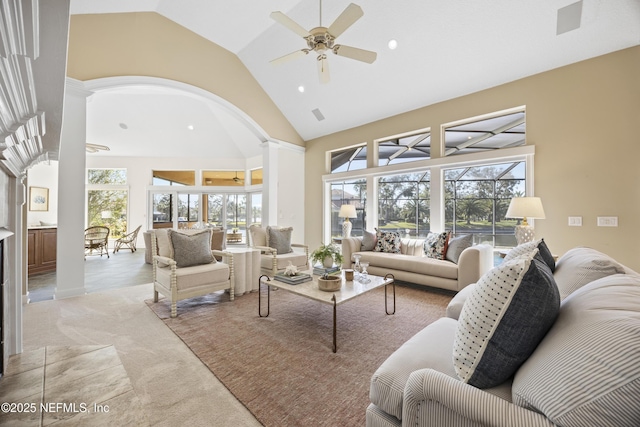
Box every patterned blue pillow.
[373,229,401,253]
[423,231,449,259]
[453,249,560,388]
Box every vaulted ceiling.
[70,0,640,158]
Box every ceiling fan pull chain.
[319,0,322,27]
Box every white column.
[4,174,24,357]
[55,79,92,299]
[261,141,279,226]
[430,166,444,232]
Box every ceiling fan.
[86,143,110,153]
[233,171,242,183]
[270,1,377,84]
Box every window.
[177,194,199,228]
[250,193,262,226]
[330,145,367,173]
[250,169,263,185]
[443,111,525,157]
[445,161,525,246]
[227,194,247,242]
[202,170,245,186]
[86,169,128,238]
[378,172,430,238]
[153,170,195,186]
[205,194,223,225]
[331,179,366,239]
[378,130,431,166]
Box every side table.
[225,247,260,296]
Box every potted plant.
[311,243,344,268]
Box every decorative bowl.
[318,275,342,292]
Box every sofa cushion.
[553,247,626,300]
[354,252,458,280]
[266,226,293,254]
[361,229,377,251]
[423,231,449,260]
[445,234,473,264]
[503,238,555,272]
[370,318,460,420]
[512,274,640,427]
[374,229,401,254]
[168,229,214,268]
[453,249,560,388]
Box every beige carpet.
[148,284,453,427]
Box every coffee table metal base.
[258,273,395,353]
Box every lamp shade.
[338,204,357,219]
[505,197,545,222]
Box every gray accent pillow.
[267,226,293,254]
[445,234,473,264]
[361,229,377,251]
[453,249,560,388]
[168,229,214,268]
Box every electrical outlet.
[597,216,618,227]
[568,216,582,226]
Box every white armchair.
[151,229,235,318]
[248,224,309,276]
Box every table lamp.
[505,197,545,245]
[338,205,357,238]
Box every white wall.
[26,161,59,227]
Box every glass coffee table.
[258,271,395,353]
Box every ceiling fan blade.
[327,3,363,38]
[270,11,311,38]
[317,55,330,84]
[270,49,309,65]
[333,44,377,64]
[86,143,110,153]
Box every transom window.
[378,131,431,166]
[330,145,367,173]
[444,111,525,156]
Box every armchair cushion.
[249,224,267,247]
[168,229,214,267]
[267,226,293,254]
[155,261,229,291]
[453,249,560,388]
[155,229,173,266]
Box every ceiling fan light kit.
[270,1,377,84]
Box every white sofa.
[341,236,494,292]
[366,245,640,427]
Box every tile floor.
[0,346,149,426]
[27,249,153,302]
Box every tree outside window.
[87,169,128,238]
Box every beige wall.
[305,46,640,271]
[67,12,303,146]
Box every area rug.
[146,284,453,427]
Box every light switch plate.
[597,216,618,227]
[568,216,582,226]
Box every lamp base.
[514,225,535,246]
[342,220,352,238]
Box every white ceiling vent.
[312,108,325,121]
[557,1,583,35]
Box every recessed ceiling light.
[187,125,194,130]
[388,39,398,50]
[119,123,128,130]
[298,85,305,93]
